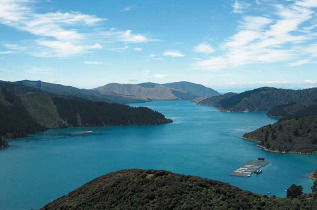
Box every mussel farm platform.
[230,159,269,177]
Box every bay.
[0,100,316,209]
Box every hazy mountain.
[164,81,220,97]
[16,80,147,104]
[42,169,317,209]
[0,81,172,147]
[198,87,317,112]
[95,81,219,100]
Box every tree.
[287,184,303,198]
[312,181,317,193]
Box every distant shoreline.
[242,136,315,155]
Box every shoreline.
[311,171,317,180]
[242,136,315,155]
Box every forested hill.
[42,169,317,210]
[267,101,317,117]
[198,87,317,112]
[243,103,317,154]
[0,82,172,147]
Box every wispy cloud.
[121,6,134,12]
[134,48,142,52]
[0,51,14,54]
[233,0,250,14]
[163,50,185,57]
[23,67,53,75]
[193,43,215,54]
[0,0,151,57]
[84,61,103,65]
[195,0,317,70]
[289,59,310,66]
[153,74,166,79]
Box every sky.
[0,0,316,92]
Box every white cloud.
[289,59,310,66]
[149,54,156,57]
[121,6,134,12]
[194,57,227,70]
[23,67,53,75]
[0,0,151,57]
[195,0,317,70]
[134,48,142,52]
[120,30,149,43]
[0,51,13,54]
[84,61,103,65]
[239,16,273,31]
[153,74,166,78]
[193,43,215,54]
[163,50,185,57]
[233,0,250,14]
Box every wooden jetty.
[230,158,269,177]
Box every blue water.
[0,100,316,209]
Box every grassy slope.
[42,169,317,210]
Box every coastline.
[311,171,317,180]
[242,136,315,155]
[0,119,173,148]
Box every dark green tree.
[287,184,303,198]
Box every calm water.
[0,100,316,209]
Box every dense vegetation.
[199,87,317,112]
[268,101,317,117]
[43,169,317,210]
[0,81,172,147]
[243,115,317,154]
[53,97,172,126]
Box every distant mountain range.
[0,81,172,147]
[198,87,317,113]
[16,80,219,104]
[17,80,147,104]
[95,81,220,101]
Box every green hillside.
[243,115,317,154]
[0,82,172,147]
[199,87,317,112]
[42,169,317,210]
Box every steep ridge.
[42,169,317,209]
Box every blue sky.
[0,0,316,92]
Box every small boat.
[255,169,262,174]
[267,192,271,194]
[67,131,93,136]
